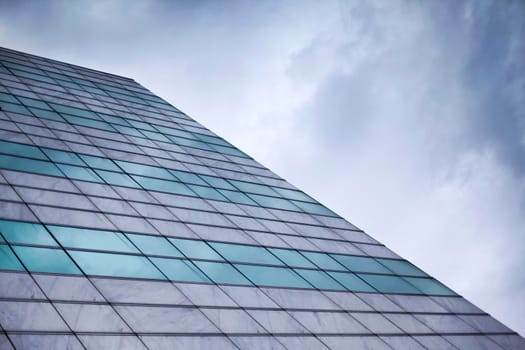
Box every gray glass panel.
[55,303,130,332]
[34,275,104,302]
[201,308,266,333]
[0,301,68,331]
[9,334,84,350]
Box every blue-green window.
[28,107,64,122]
[404,277,455,296]
[48,226,138,253]
[377,259,427,277]
[327,271,376,292]
[0,220,57,246]
[0,154,62,176]
[43,149,85,166]
[126,234,183,257]
[13,246,80,274]
[0,141,47,160]
[0,244,24,271]
[132,175,195,196]
[331,254,391,274]
[57,164,103,182]
[199,175,237,190]
[193,261,252,285]
[116,160,174,180]
[151,257,209,282]
[301,251,346,270]
[218,189,257,205]
[229,180,278,197]
[79,154,119,171]
[235,264,310,288]
[209,242,282,265]
[291,201,337,216]
[169,238,223,260]
[70,250,164,279]
[169,170,208,186]
[268,248,317,268]
[17,96,52,110]
[358,274,420,294]
[96,170,140,188]
[187,184,227,201]
[294,269,345,291]
[0,101,31,115]
[0,92,18,103]
[49,103,98,119]
[248,194,300,211]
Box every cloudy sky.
[1,0,524,334]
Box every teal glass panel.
[155,125,196,139]
[98,113,130,126]
[116,160,174,180]
[404,277,456,296]
[42,148,85,166]
[48,226,138,253]
[0,92,19,103]
[169,170,208,186]
[169,238,223,260]
[96,169,140,188]
[13,246,80,274]
[229,180,279,197]
[28,107,64,122]
[209,242,282,265]
[248,194,300,211]
[132,175,195,196]
[0,140,47,160]
[17,96,51,110]
[47,71,73,82]
[272,187,315,202]
[301,251,346,271]
[0,101,31,115]
[151,257,210,282]
[62,114,115,131]
[187,184,227,201]
[218,189,257,205]
[126,234,183,257]
[210,144,247,157]
[57,80,83,90]
[0,154,62,176]
[377,259,427,277]
[291,200,337,216]
[358,274,421,294]
[11,69,55,84]
[79,154,119,171]
[0,244,24,271]
[235,264,310,288]
[83,85,108,96]
[57,164,103,182]
[171,136,214,151]
[49,103,99,119]
[141,130,171,142]
[199,175,237,190]
[1,61,43,74]
[194,133,232,147]
[193,260,252,285]
[294,269,345,291]
[328,271,376,292]
[70,250,165,279]
[331,254,391,274]
[268,248,317,268]
[113,124,144,137]
[128,119,156,132]
[0,220,57,246]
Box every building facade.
[0,47,523,349]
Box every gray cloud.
[0,0,524,334]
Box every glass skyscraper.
[0,46,523,349]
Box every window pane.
[29,107,64,122]
[0,220,57,246]
[229,180,279,197]
[57,164,103,182]
[95,170,140,188]
[187,184,227,201]
[200,175,236,190]
[0,154,62,176]
[0,244,24,271]
[404,277,456,296]
[268,248,317,268]
[294,269,345,291]
[272,187,314,202]
[126,234,183,257]
[193,261,252,285]
[301,251,346,271]
[0,141,47,160]
[50,103,98,119]
[357,274,420,294]
[218,189,257,205]
[132,175,194,196]
[291,201,337,216]
[247,194,299,211]
[235,264,310,288]
[327,271,375,292]
[42,149,85,166]
[116,160,174,180]
[170,170,208,186]
[377,259,427,277]
[331,255,391,274]
[13,246,80,274]
[0,101,31,115]
[48,225,138,253]
[168,238,223,260]
[210,242,282,265]
[151,257,210,282]
[17,96,51,110]
[70,251,164,279]
[80,155,119,171]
